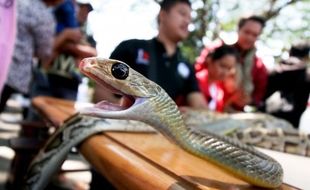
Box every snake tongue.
[94,95,135,111]
[94,101,124,111]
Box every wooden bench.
[29,96,299,190]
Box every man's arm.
[61,42,97,60]
[53,28,82,53]
[184,61,209,109]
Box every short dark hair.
[78,3,93,12]
[238,15,266,30]
[289,42,310,58]
[159,0,191,11]
[208,45,239,62]
[157,0,191,24]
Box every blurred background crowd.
[0,0,309,189]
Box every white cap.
[76,0,93,11]
[76,0,91,4]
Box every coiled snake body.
[24,58,283,189]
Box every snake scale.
[23,58,283,189]
[184,109,310,157]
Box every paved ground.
[0,111,20,190]
[0,97,91,190]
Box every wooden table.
[32,96,298,190]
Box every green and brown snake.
[23,58,284,189]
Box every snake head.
[78,57,166,120]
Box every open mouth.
[79,60,136,112]
[87,71,136,112]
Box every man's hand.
[62,28,82,43]
[227,89,252,110]
[187,92,209,109]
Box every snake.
[23,58,283,189]
[184,109,310,157]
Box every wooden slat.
[31,96,76,126]
[106,132,247,187]
[80,134,207,190]
[80,132,297,190]
[32,96,298,190]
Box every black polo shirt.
[110,38,199,103]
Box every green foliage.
[180,0,310,64]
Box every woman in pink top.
[0,0,16,94]
[195,45,238,112]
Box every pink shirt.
[0,0,16,93]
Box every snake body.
[24,115,154,190]
[184,109,310,157]
[24,58,283,189]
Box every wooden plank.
[31,96,76,126]
[79,134,207,190]
[107,132,247,186]
[32,96,299,189]
[80,132,297,189]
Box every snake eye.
[111,62,129,80]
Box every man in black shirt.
[94,0,208,108]
[110,38,202,105]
